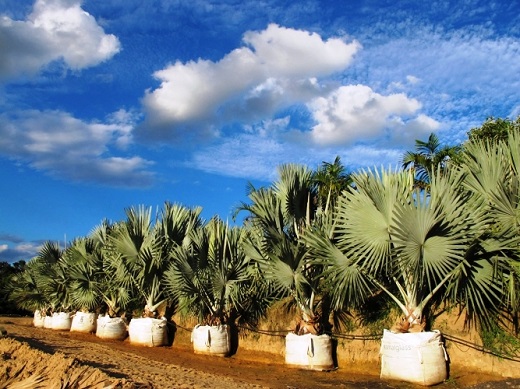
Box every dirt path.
[0,317,517,389]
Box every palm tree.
[7,256,50,315]
[106,203,202,317]
[458,130,520,331]
[64,237,104,312]
[9,241,77,329]
[88,220,134,318]
[164,217,266,326]
[164,216,269,356]
[402,133,461,189]
[312,156,352,214]
[34,241,72,314]
[304,166,506,331]
[238,163,343,370]
[239,164,323,332]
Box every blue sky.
[1,0,519,263]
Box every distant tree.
[312,156,352,213]
[466,116,520,144]
[402,133,461,188]
[0,260,28,315]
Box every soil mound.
[0,337,138,388]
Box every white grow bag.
[191,325,231,356]
[70,312,97,333]
[128,317,168,347]
[33,310,45,328]
[43,315,53,329]
[380,329,448,386]
[285,332,334,371]
[96,315,127,340]
[51,312,72,331]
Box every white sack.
[380,329,448,386]
[191,324,230,356]
[96,315,127,340]
[128,317,168,347]
[70,311,97,333]
[285,332,334,371]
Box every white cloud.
[406,75,420,85]
[191,128,287,182]
[190,117,406,182]
[0,109,154,187]
[307,84,430,146]
[242,24,360,78]
[0,241,41,263]
[140,24,360,141]
[349,26,520,136]
[0,0,120,80]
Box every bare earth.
[1,317,519,389]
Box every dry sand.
[0,317,518,389]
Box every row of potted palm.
[6,129,520,385]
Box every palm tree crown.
[402,133,461,188]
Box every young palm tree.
[164,217,266,326]
[239,164,330,334]
[90,220,133,318]
[9,241,75,329]
[105,205,164,316]
[64,237,104,312]
[458,130,520,329]
[304,166,506,331]
[7,256,50,314]
[33,241,72,314]
[106,203,202,317]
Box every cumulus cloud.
[140,24,360,141]
[0,109,155,187]
[0,0,120,80]
[307,84,435,146]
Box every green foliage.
[466,116,520,144]
[304,163,513,331]
[239,164,332,332]
[402,132,462,188]
[459,129,520,328]
[312,155,352,213]
[481,322,520,359]
[0,261,29,315]
[106,203,202,315]
[164,217,270,326]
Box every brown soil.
[0,317,518,389]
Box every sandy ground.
[1,317,519,389]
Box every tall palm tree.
[312,156,352,214]
[402,133,461,189]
